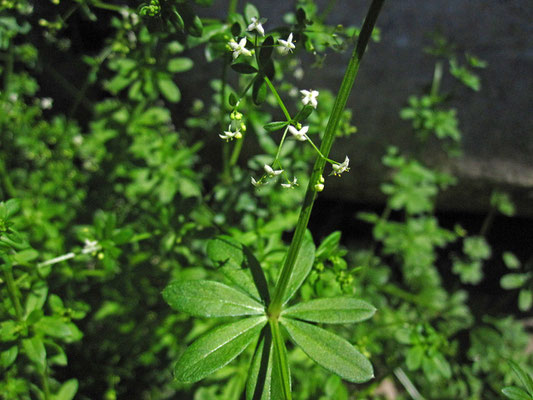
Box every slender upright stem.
[228,0,238,15]
[430,61,443,98]
[268,0,385,315]
[0,158,16,198]
[479,207,495,237]
[270,319,292,400]
[2,264,24,320]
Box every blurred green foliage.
[0,1,531,399]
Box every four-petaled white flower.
[264,164,283,177]
[219,125,241,141]
[277,33,295,55]
[281,176,298,188]
[247,17,265,36]
[229,38,252,59]
[300,89,319,109]
[332,156,350,176]
[288,125,308,141]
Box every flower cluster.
[222,14,350,190]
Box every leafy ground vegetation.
[1,0,532,399]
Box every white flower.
[281,176,298,188]
[300,89,319,109]
[219,125,241,141]
[247,17,265,36]
[294,67,304,80]
[288,125,309,141]
[40,97,53,109]
[82,239,100,254]
[277,33,295,55]
[264,164,283,177]
[229,38,252,59]
[251,177,261,187]
[332,156,350,176]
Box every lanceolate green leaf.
[247,329,273,400]
[207,236,269,303]
[508,360,533,395]
[501,387,532,400]
[162,280,264,317]
[207,236,259,300]
[282,230,315,304]
[247,326,290,400]
[280,318,373,383]
[282,297,376,324]
[175,316,266,383]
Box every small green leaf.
[315,231,341,260]
[178,2,203,37]
[228,93,238,107]
[263,121,288,132]
[12,248,39,265]
[157,74,181,103]
[405,346,424,370]
[253,77,267,105]
[281,317,373,383]
[463,236,491,260]
[5,198,21,218]
[293,105,314,124]
[168,57,194,73]
[244,3,260,22]
[502,386,532,400]
[431,352,451,379]
[55,379,78,400]
[175,316,266,382]
[231,22,241,37]
[162,280,264,317]
[231,63,258,74]
[22,336,46,372]
[518,289,532,312]
[501,273,530,290]
[503,252,521,269]
[283,297,376,324]
[34,316,83,343]
[24,282,48,318]
[0,320,20,341]
[259,36,274,68]
[0,346,18,368]
[282,230,315,304]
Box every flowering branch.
[268,0,386,315]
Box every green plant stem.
[41,367,51,400]
[229,131,245,167]
[319,0,338,22]
[0,158,16,198]
[479,207,495,237]
[228,0,238,15]
[270,320,292,400]
[268,0,385,315]
[364,203,392,268]
[394,367,425,400]
[90,0,127,13]
[2,263,24,320]
[3,41,14,94]
[69,46,112,118]
[430,61,443,98]
[264,76,291,121]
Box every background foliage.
[0,1,531,399]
